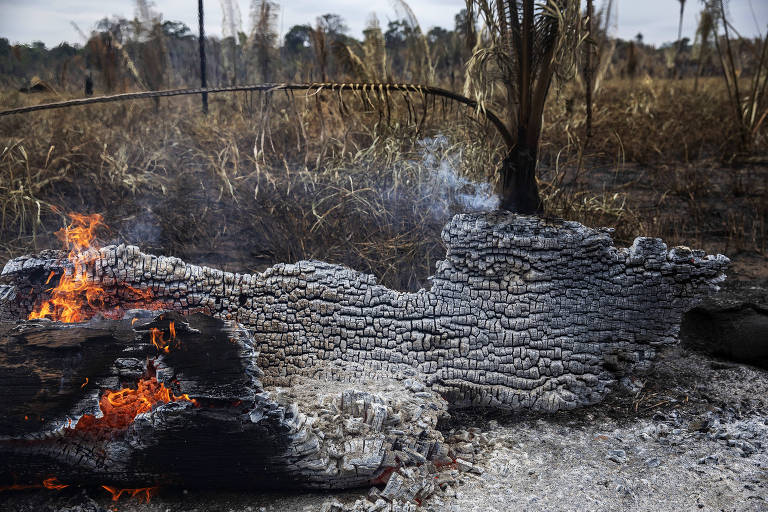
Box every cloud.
[0,0,466,48]
[0,0,765,50]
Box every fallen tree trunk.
[0,212,730,496]
[1,213,730,413]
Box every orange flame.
[74,375,196,432]
[150,327,168,352]
[149,322,178,353]
[101,485,158,503]
[28,213,163,322]
[0,477,68,493]
[28,213,105,322]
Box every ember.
[28,213,161,322]
[0,477,68,492]
[101,485,158,503]
[74,370,196,432]
[42,477,68,491]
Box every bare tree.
[199,0,208,113]
[580,0,615,139]
[677,0,687,47]
[220,0,242,85]
[248,0,279,82]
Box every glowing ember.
[28,213,163,322]
[101,485,158,503]
[74,373,196,433]
[0,477,68,492]
[42,477,69,491]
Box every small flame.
[149,322,178,353]
[81,377,88,389]
[150,327,167,352]
[28,213,164,323]
[101,485,158,503]
[74,374,196,432]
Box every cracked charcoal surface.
[1,213,729,412]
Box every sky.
[0,0,766,49]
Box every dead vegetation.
[0,0,767,287]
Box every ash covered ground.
[1,337,766,511]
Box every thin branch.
[0,82,515,148]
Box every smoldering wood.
[0,212,729,493]
[1,213,730,413]
[0,312,450,490]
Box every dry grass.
[0,90,503,290]
[540,77,753,164]
[1,76,766,288]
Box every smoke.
[114,207,163,251]
[416,135,499,219]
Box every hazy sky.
[0,0,766,49]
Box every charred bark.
[1,213,730,414]
[0,312,450,491]
[499,145,542,214]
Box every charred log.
[1,213,729,414]
[0,312,449,491]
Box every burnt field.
[1,0,768,510]
[1,78,766,290]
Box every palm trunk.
[499,133,541,214]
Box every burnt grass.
[1,81,767,293]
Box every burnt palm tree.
[464,0,581,213]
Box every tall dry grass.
[1,75,766,287]
[0,90,503,290]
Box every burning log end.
[1,311,448,492]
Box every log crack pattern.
[1,213,729,412]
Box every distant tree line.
[2,2,761,96]
[0,7,476,93]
